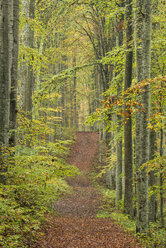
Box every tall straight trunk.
[73,56,78,129]
[94,65,100,110]
[99,66,104,163]
[99,124,104,163]
[0,0,14,183]
[160,126,164,227]
[124,0,133,216]
[70,82,74,128]
[27,0,35,118]
[104,23,116,186]
[136,0,152,233]
[106,120,116,190]
[20,0,35,118]
[116,8,124,206]
[20,0,29,111]
[60,84,64,139]
[135,0,144,226]
[9,0,19,147]
[135,0,143,173]
[116,80,123,205]
[34,38,44,120]
[149,129,157,222]
[159,85,164,227]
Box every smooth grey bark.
[27,0,35,118]
[160,126,164,227]
[149,129,157,222]
[60,84,64,139]
[73,56,78,129]
[20,0,29,111]
[106,120,116,190]
[0,0,14,183]
[159,89,164,227]
[136,0,152,233]
[135,0,143,173]
[116,10,124,206]
[99,68,105,164]
[20,0,35,118]
[116,81,123,205]
[70,82,74,128]
[124,0,133,216]
[9,0,19,147]
[99,124,104,163]
[34,38,44,120]
[135,0,144,225]
[116,118,123,205]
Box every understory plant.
[97,186,166,248]
[0,112,79,247]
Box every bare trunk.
[124,0,133,216]
[149,129,157,222]
[0,0,14,183]
[136,0,152,233]
[106,127,116,190]
[20,0,35,118]
[116,8,124,206]
[73,56,78,129]
[9,0,19,147]
[159,86,164,227]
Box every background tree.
[124,0,133,216]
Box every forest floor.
[33,132,142,248]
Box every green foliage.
[97,186,166,248]
[145,223,166,248]
[99,188,116,205]
[140,154,166,181]
[98,210,136,233]
[0,112,79,247]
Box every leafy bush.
[0,113,79,247]
[97,186,166,248]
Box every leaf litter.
[32,132,142,248]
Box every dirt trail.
[33,132,142,248]
[68,132,99,172]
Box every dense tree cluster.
[0,0,165,246]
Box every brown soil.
[67,132,99,172]
[33,132,142,248]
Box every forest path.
[33,132,142,248]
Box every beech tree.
[0,0,165,245]
[136,0,153,233]
[124,0,133,216]
[20,0,35,119]
[0,0,19,182]
[10,0,19,147]
[116,1,124,207]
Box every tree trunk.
[160,126,164,227]
[149,129,157,222]
[116,8,124,206]
[0,0,14,183]
[9,0,19,147]
[136,0,152,233]
[106,127,116,190]
[27,0,35,118]
[124,0,133,216]
[73,56,78,129]
[159,84,164,228]
[20,0,35,118]
[135,0,143,174]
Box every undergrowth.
[97,186,166,248]
[0,113,79,247]
[89,153,166,248]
